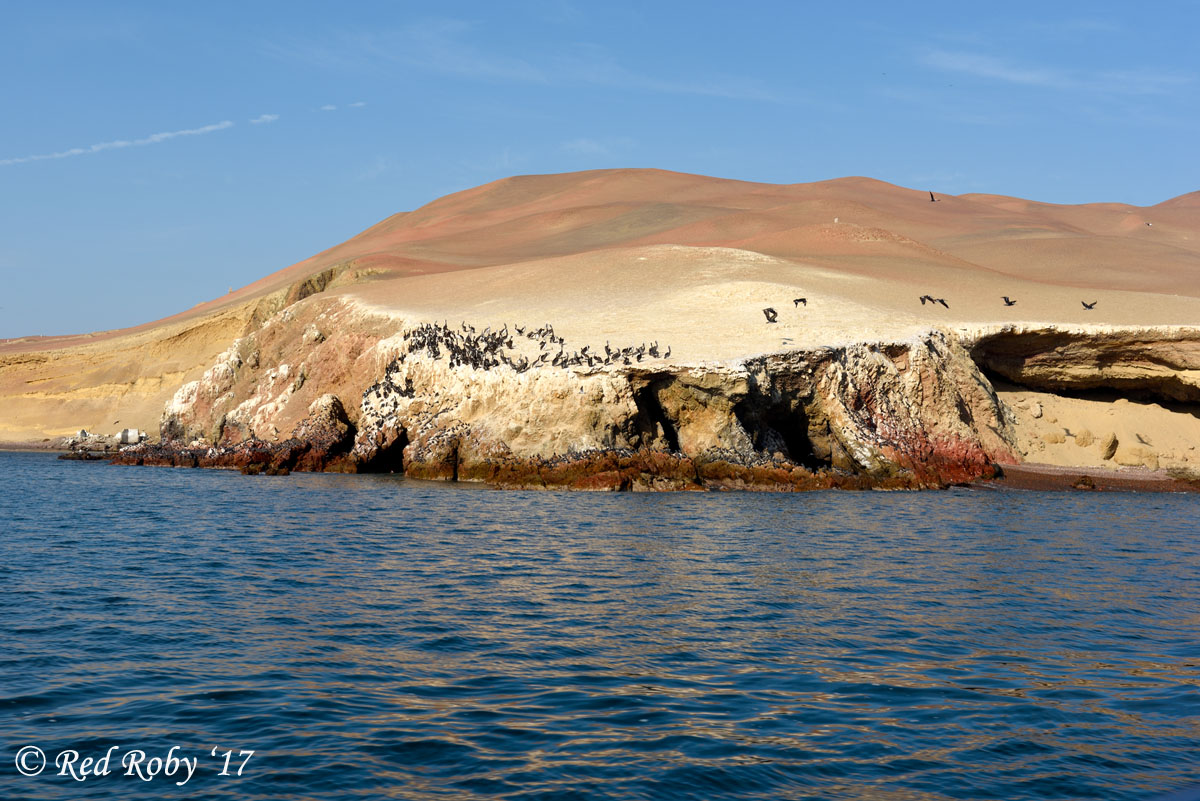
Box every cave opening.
[735,398,824,469]
[634,383,681,452]
[359,430,408,474]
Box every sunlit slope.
[3,168,1199,445]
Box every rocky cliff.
[349,323,1019,489]
[13,169,1200,487]
[117,294,1025,490]
[114,294,1200,491]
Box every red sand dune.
[4,168,1199,448]
[8,168,1199,356]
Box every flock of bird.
[762,295,1099,322]
[402,321,671,372]
[759,190,1108,322]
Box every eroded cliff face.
[971,326,1200,401]
[968,325,1200,474]
[158,296,403,446]
[118,301,1200,489]
[330,325,1016,489]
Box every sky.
[1,0,1197,338]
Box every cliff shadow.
[359,430,408,473]
[632,380,681,452]
[733,393,823,469]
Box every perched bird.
[763,307,778,323]
[793,297,807,306]
[1082,301,1097,310]
[1002,296,1017,306]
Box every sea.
[1,450,1198,800]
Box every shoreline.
[31,441,1196,493]
[0,443,68,454]
[980,462,1200,493]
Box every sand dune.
[3,168,1199,447]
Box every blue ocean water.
[1,450,1198,800]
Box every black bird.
[793,297,807,306]
[1003,296,1017,306]
[929,191,938,202]
[936,298,949,308]
[1082,301,1097,310]
[763,307,778,323]
[919,294,935,305]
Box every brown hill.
[3,168,1199,446]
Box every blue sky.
[2,1,1197,337]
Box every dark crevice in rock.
[633,378,681,452]
[985,366,1200,423]
[733,392,824,469]
[970,330,1200,404]
[359,429,408,473]
[974,351,1200,422]
[955,396,975,426]
[769,406,822,468]
[285,264,343,306]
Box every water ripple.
[1,453,1198,799]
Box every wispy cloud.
[556,42,780,102]
[348,101,367,108]
[250,113,279,124]
[0,120,234,167]
[561,138,610,156]
[319,104,338,111]
[921,49,1191,95]
[363,19,548,84]
[265,19,783,103]
[459,146,528,175]
[356,155,396,181]
[560,136,635,157]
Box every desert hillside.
[3,168,1199,476]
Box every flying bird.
[929,191,938,202]
[1082,301,1097,310]
[763,307,778,323]
[793,298,807,306]
[1003,296,1017,306]
[936,298,949,308]
[919,294,935,305]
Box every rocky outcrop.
[348,327,1017,489]
[114,393,357,474]
[145,310,1200,491]
[126,313,1200,490]
[60,429,119,452]
[970,326,1200,402]
[157,296,404,447]
[142,299,1022,488]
